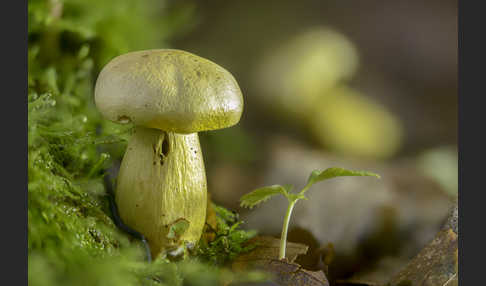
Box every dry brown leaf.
[232,236,309,271]
[231,236,329,286]
[386,229,458,286]
[264,259,330,286]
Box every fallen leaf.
[442,203,458,234]
[386,229,458,286]
[231,236,328,286]
[264,259,329,286]
[232,236,308,271]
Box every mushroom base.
[115,126,207,257]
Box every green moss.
[197,204,257,265]
[28,0,261,285]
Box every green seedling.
[240,167,380,260]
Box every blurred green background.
[28,0,457,284]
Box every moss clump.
[198,204,257,265]
[28,0,261,285]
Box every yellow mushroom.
[94,49,243,257]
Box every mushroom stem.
[115,126,207,257]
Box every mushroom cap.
[94,49,243,133]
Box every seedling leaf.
[305,167,380,191]
[240,185,289,209]
[239,167,381,260]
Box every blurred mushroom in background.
[252,27,404,160]
[308,86,403,159]
[254,28,358,122]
